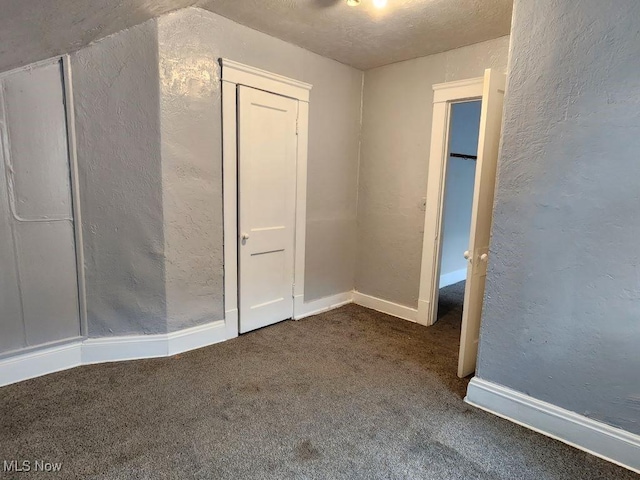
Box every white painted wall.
[356,37,510,308]
[439,101,481,287]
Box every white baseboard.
[224,309,239,340]
[0,341,82,387]
[352,291,418,323]
[2,290,422,389]
[1,320,228,387]
[82,320,227,364]
[466,377,640,474]
[294,291,353,320]
[168,320,226,356]
[439,268,467,288]
[82,333,167,365]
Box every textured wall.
[478,0,640,435]
[158,12,224,331]
[158,7,362,322]
[356,36,510,308]
[72,20,167,336]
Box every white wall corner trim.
[353,291,418,323]
[466,377,640,474]
[294,291,354,320]
[0,320,228,387]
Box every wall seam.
[352,71,365,291]
[154,18,169,335]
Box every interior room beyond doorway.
[436,100,482,343]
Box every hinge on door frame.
[292,283,295,298]
[295,117,299,136]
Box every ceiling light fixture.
[346,0,361,6]
[373,0,387,8]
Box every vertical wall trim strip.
[61,54,89,338]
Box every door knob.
[241,233,250,241]
[463,251,471,260]
[480,253,488,262]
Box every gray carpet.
[0,284,635,479]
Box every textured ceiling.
[0,0,512,74]
[0,0,195,73]
[198,0,513,70]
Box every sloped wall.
[0,0,196,74]
[72,20,168,336]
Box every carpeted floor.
[0,282,635,479]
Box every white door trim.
[417,76,484,326]
[221,59,312,337]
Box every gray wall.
[65,7,362,336]
[0,60,81,354]
[72,20,168,336]
[158,8,363,333]
[478,0,640,435]
[440,101,481,283]
[356,37,510,308]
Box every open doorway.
[436,100,482,331]
[417,70,506,378]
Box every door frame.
[417,76,484,327]
[221,59,312,338]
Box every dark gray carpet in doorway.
[438,279,466,323]
[0,289,635,479]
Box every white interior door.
[458,69,506,378]
[238,85,298,334]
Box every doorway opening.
[417,70,506,378]
[436,100,482,337]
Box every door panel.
[17,221,80,346]
[0,59,81,354]
[0,144,23,353]
[3,64,73,221]
[238,86,297,334]
[458,69,506,378]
